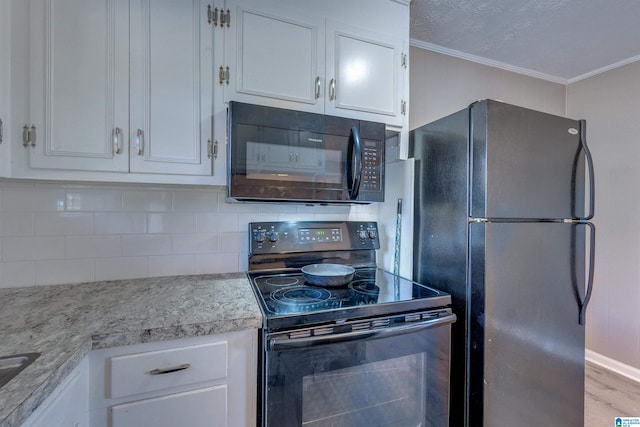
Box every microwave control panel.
[249,221,380,255]
[361,139,382,192]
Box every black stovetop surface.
[248,267,451,330]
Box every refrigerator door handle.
[579,119,595,220]
[579,221,596,325]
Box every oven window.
[302,354,426,426]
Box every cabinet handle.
[29,125,36,147]
[315,76,321,99]
[289,152,293,162]
[113,127,122,155]
[136,129,144,155]
[22,125,29,147]
[149,363,191,375]
[329,78,336,101]
[0,118,3,143]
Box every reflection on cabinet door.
[28,0,130,172]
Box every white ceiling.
[409,0,640,83]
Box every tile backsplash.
[0,179,378,288]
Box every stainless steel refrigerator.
[410,100,595,426]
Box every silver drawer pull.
[149,363,190,375]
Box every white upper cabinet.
[28,0,130,172]
[5,0,408,183]
[226,5,324,111]
[9,0,222,184]
[223,0,409,128]
[325,20,403,125]
[129,0,214,176]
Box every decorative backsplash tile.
[0,179,378,288]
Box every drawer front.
[110,341,227,399]
[111,385,227,427]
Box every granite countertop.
[0,273,263,427]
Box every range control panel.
[249,221,380,255]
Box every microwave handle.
[346,126,362,200]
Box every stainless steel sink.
[0,353,40,388]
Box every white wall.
[568,61,640,370]
[409,48,567,126]
[0,179,377,288]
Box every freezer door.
[468,221,586,426]
[470,100,587,219]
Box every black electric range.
[247,221,451,331]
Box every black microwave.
[227,102,385,204]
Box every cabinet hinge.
[220,8,230,27]
[207,5,218,26]
[208,139,218,159]
[219,65,230,85]
[22,124,36,148]
[401,52,408,69]
[401,100,407,116]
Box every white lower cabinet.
[111,386,227,427]
[21,358,89,427]
[89,330,257,427]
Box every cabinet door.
[111,385,227,427]
[28,0,130,172]
[224,0,324,113]
[129,0,213,176]
[22,358,89,427]
[325,21,402,125]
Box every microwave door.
[227,101,384,203]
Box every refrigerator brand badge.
[616,417,640,426]
[568,128,579,135]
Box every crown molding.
[410,38,569,85]
[568,54,640,84]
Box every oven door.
[262,310,455,427]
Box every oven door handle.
[268,313,456,351]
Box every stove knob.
[268,231,279,243]
[368,229,378,239]
[255,230,267,243]
[357,230,368,240]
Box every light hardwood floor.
[586,361,640,426]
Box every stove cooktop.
[248,267,451,330]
